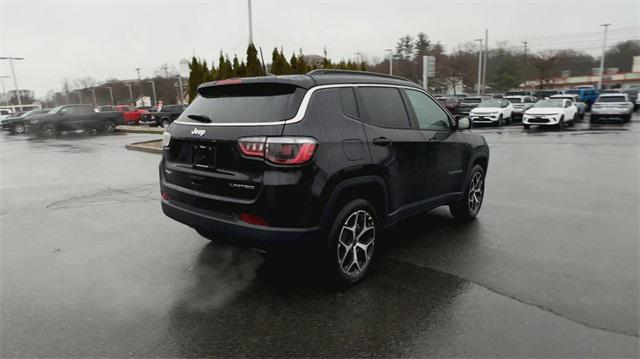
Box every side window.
[78,106,93,114]
[404,89,450,131]
[339,87,359,119]
[358,87,411,128]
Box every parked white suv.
[503,95,536,121]
[469,99,513,126]
[590,93,634,123]
[523,99,578,129]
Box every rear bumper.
[161,198,322,249]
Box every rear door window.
[358,87,411,129]
[404,89,451,131]
[180,83,306,124]
[339,87,359,119]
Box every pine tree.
[187,56,202,103]
[279,49,292,74]
[290,54,298,73]
[232,55,241,76]
[246,43,263,76]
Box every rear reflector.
[239,213,269,226]
[161,192,170,200]
[237,137,317,165]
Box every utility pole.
[125,84,133,106]
[0,57,25,110]
[176,76,185,104]
[475,39,483,95]
[105,87,114,106]
[247,0,254,44]
[0,75,9,105]
[148,80,157,106]
[89,88,96,106]
[135,68,143,106]
[385,49,393,75]
[522,41,528,84]
[482,29,488,94]
[597,23,611,90]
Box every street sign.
[423,55,436,90]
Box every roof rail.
[306,69,411,82]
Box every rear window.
[180,83,305,124]
[504,97,523,103]
[597,96,626,103]
[461,98,482,104]
[358,87,411,129]
[565,90,580,95]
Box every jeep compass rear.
[160,70,489,284]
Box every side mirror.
[457,117,471,130]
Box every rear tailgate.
[163,82,307,203]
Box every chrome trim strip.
[172,83,426,127]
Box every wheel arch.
[318,175,389,231]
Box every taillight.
[237,137,317,165]
[239,212,269,226]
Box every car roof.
[197,70,421,92]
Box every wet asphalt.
[1,115,638,357]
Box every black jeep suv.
[160,70,489,283]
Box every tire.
[523,124,530,129]
[568,114,577,127]
[12,123,25,134]
[327,199,378,285]
[40,122,56,137]
[590,115,598,124]
[450,164,485,221]
[161,118,171,128]
[103,119,117,133]
[496,115,503,127]
[556,116,564,129]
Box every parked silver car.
[590,93,634,123]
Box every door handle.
[372,137,392,147]
[428,137,439,142]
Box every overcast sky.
[1,0,638,97]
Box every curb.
[117,125,165,134]
[125,140,163,154]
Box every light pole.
[597,23,611,90]
[0,75,9,105]
[89,88,97,106]
[135,68,143,106]
[482,29,488,94]
[105,86,114,106]
[176,76,185,104]
[125,84,133,106]
[247,0,254,44]
[148,80,157,106]
[0,57,25,110]
[385,49,393,75]
[475,39,483,95]
[74,90,83,104]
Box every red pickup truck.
[98,105,148,124]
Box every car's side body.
[139,105,187,127]
[159,73,489,250]
[457,96,490,115]
[1,109,50,134]
[24,104,125,135]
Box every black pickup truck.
[138,104,187,127]
[24,104,125,137]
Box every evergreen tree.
[279,49,292,74]
[413,32,431,60]
[187,56,203,103]
[232,55,242,76]
[246,43,263,76]
[290,54,298,73]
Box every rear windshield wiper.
[187,114,212,123]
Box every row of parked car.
[436,88,638,129]
[0,103,187,136]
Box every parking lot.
[1,116,638,357]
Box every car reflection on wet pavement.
[1,116,638,357]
